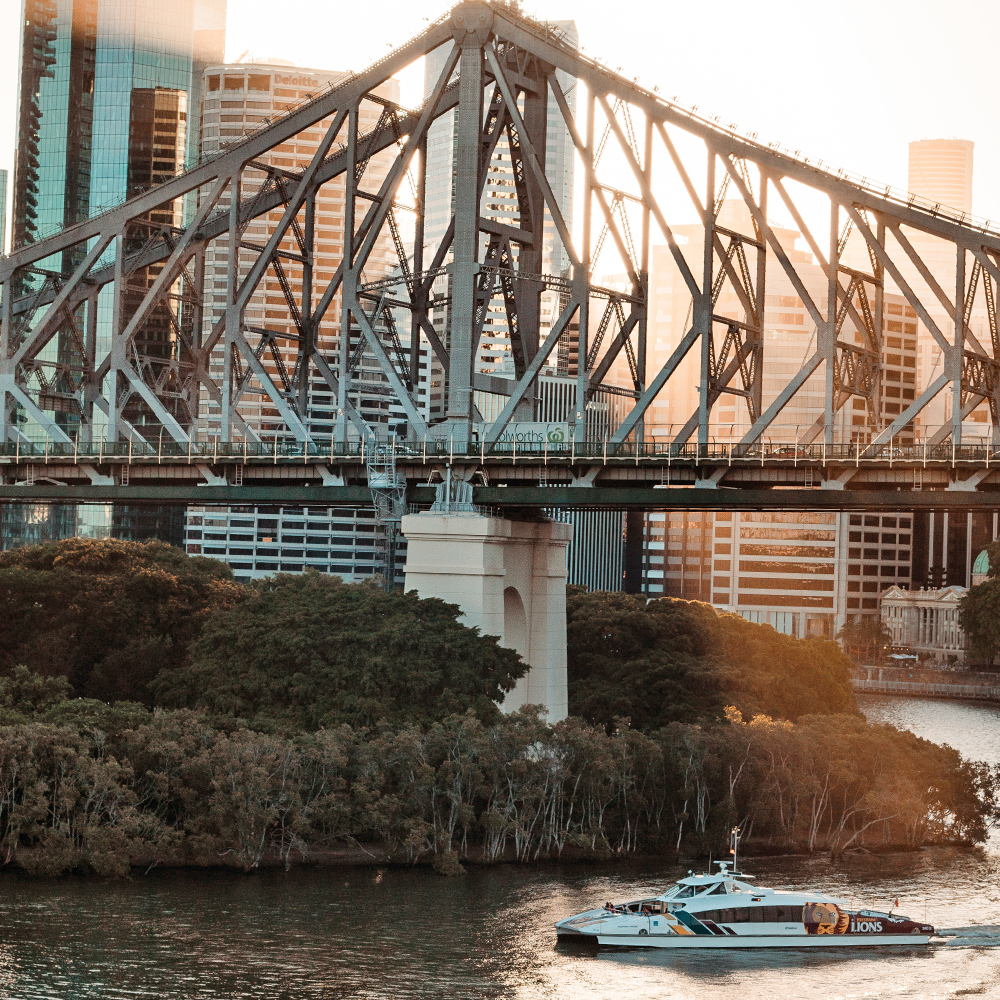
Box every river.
[1,696,999,1000]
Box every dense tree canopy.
[960,581,1000,664]
[0,538,242,703]
[567,590,857,730]
[151,571,526,729]
[959,540,1000,665]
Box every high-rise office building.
[631,196,927,633]
[195,60,400,442]
[841,139,983,436]
[14,0,226,251]
[908,139,974,217]
[633,508,913,638]
[643,200,921,445]
[185,61,408,584]
[0,502,114,551]
[5,0,226,551]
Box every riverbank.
[102,836,931,876]
[0,700,993,999]
[853,665,1000,702]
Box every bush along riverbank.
[0,687,994,876]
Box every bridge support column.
[401,512,571,721]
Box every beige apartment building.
[196,62,399,440]
[641,507,912,638]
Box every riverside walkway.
[853,668,1000,703]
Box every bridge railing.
[853,678,1000,701]
[2,437,1000,466]
[0,438,997,464]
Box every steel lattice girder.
[5,2,1000,455]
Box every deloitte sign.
[473,422,574,446]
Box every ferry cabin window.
[674,886,697,898]
[699,906,804,924]
[700,882,727,895]
[629,899,662,913]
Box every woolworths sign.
[473,422,574,445]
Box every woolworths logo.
[476,423,573,444]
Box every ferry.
[555,829,934,949]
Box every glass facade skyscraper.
[14,0,226,250]
[5,0,226,552]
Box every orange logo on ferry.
[803,902,849,935]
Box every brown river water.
[1,694,999,999]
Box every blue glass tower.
[7,0,226,549]
[14,0,226,250]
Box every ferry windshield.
[698,882,727,895]
[673,885,697,898]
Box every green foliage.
[0,538,242,703]
[0,693,988,877]
[567,591,857,730]
[0,665,71,717]
[960,580,1000,664]
[712,613,857,720]
[837,616,893,663]
[150,571,527,730]
[567,591,724,729]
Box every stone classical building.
[880,584,966,662]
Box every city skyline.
[3,0,1000,253]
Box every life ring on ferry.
[638,929,649,936]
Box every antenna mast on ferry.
[730,826,741,874]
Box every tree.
[567,591,725,731]
[960,580,1000,665]
[150,571,526,730]
[836,617,892,664]
[567,591,858,731]
[0,538,243,703]
[713,613,858,720]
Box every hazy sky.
[1,0,998,251]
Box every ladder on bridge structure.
[365,438,408,589]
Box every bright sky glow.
[1,0,997,252]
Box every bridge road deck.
[4,439,1000,511]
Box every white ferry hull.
[588,932,932,949]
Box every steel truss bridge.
[4,2,1000,515]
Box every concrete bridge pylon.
[400,510,572,721]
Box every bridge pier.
[401,511,571,721]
